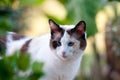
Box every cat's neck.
[49,49,83,69]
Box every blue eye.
[68,42,74,46]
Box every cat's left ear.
[73,20,86,35]
[49,19,61,33]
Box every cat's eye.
[56,41,61,46]
[53,41,61,47]
[68,42,74,46]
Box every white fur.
[6,25,86,80]
[6,32,32,56]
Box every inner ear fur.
[74,20,86,35]
[49,19,61,33]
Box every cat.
[0,19,87,80]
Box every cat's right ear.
[49,19,60,33]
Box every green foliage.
[0,6,21,35]
[0,41,6,55]
[0,0,104,38]
[0,0,15,6]
[29,62,44,80]
[0,51,44,80]
[108,0,120,1]
[0,18,13,35]
[32,62,44,73]
[60,0,106,37]
[45,14,70,24]
[17,53,30,71]
[19,0,46,7]
[0,0,46,7]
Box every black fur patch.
[21,39,32,53]
[50,29,64,49]
[11,33,25,40]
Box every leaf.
[0,56,15,80]
[32,61,44,74]
[29,61,44,80]
[17,53,30,71]
[29,73,43,80]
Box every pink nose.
[62,52,67,58]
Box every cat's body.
[0,19,87,80]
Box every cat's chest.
[41,60,79,80]
[39,55,81,80]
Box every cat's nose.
[62,52,67,58]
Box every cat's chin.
[58,56,67,61]
[56,54,74,61]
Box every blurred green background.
[0,0,120,80]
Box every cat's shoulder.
[31,34,50,43]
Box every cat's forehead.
[60,25,75,30]
[59,25,87,40]
[61,31,76,43]
[59,25,75,40]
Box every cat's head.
[49,19,87,60]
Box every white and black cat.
[0,19,87,80]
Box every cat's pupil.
[68,42,74,46]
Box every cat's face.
[49,19,87,60]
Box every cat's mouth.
[62,55,67,58]
[53,51,72,60]
[59,56,67,60]
[55,54,68,61]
